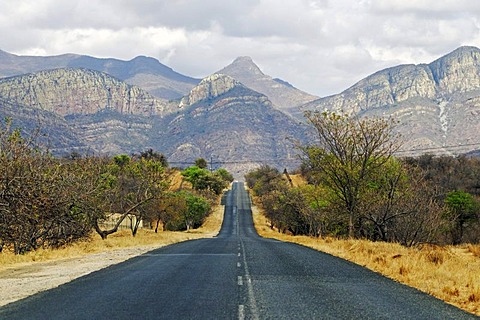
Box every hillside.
[153,74,311,176]
[301,46,480,155]
[0,68,176,155]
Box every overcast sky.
[2,0,480,97]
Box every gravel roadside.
[0,245,163,307]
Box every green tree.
[181,166,232,195]
[216,168,234,183]
[444,190,478,244]
[302,111,401,238]
[195,158,208,169]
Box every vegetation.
[181,164,233,195]
[246,111,480,246]
[0,118,234,254]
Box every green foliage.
[195,157,208,169]
[302,111,401,237]
[244,165,287,197]
[444,190,479,244]
[216,168,234,183]
[181,166,232,195]
[157,191,211,231]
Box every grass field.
[251,204,480,316]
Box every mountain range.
[1,46,480,175]
[301,46,480,155]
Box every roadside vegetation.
[246,110,480,316]
[0,203,225,271]
[0,117,232,255]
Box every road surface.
[0,182,476,319]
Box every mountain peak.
[219,56,265,77]
[232,56,254,64]
[216,56,317,111]
[179,74,242,108]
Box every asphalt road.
[0,182,477,319]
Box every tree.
[148,192,187,232]
[183,192,210,230]
[93,155,167,239]
[139,149,168,168]
[181,166,232,195]
[302,111,402,238]
[0,119,94,253]
[444,190,478,244]
[216,168,234,184]
[195,158,208,169]
[244,165,287,197]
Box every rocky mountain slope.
[217,56,317,113]
[0,68,175,117]
[301,46,480,155]
[0,50,199,100]
[0,68,177,155]
[153,74,311,176]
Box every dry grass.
[0,203,224,271]
[251,204,480,316]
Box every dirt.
[0,245,161,307]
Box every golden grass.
[0,203,224,271]
[251,204,480,316]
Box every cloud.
[1,0,480,96]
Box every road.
[0,182,476,319]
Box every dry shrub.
[442,286,460,297]
[0,203,224,271]
[466,244,480,257]
[373,255,387,266]
[417,244,449,265]
[399,265,409,276]
[468,292,479,303]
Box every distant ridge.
[0,50,200,100]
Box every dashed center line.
[238,305,245,320]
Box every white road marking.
[240,239,259,320]
[238,305,245,320]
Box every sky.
[1,0,480,97]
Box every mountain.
[0,50,199,100]
[0,68,309,176]
[216,56,318,113]
[0,68,177,155]
[0,68,175,116]
[150,74,311,176]
[301,46,480,155]
[3,46,480,173]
